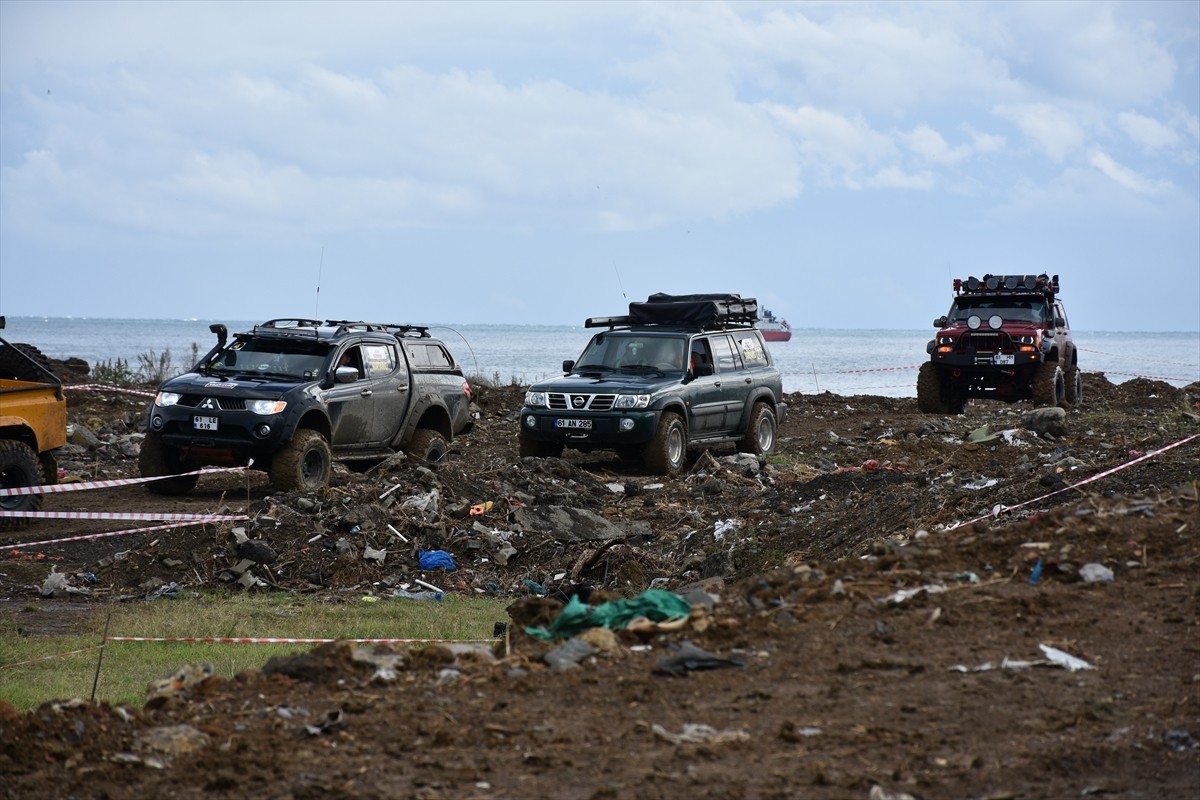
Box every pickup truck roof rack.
[249,319,431,340]
[954,274,1058,298]
[585,293,760,330]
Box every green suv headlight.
[249,399,287,415]
[613,394,650,409]
[524,391,548,408]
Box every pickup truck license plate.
[992,354,1015,365]
[555,418,592,429]
[193,415,219,431]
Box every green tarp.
[525,589,693,641]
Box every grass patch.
[0,593,509,712]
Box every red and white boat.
[759,308,792,342]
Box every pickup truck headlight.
[155,391,182,408]
[524,391,548,408]
[613,394,650,409]
[249,400,287,415]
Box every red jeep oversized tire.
[1032,362,1065,407]
[1064,365,1083,406]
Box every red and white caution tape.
[7,518,245,550]
[1077,348,1200,369]
[64,383,156,397]
[0,509,247,521]
[947,433,1199,530]
[0,645,106,669]
[105,635,494,645]
[820,364,923,375]
[0,465,249,498]
[1089,370,1198,383]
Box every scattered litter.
[651,722,749,745]
[417,549,456,571]
[712,518,740,540]
[654,640,745,676]
[962,476,999,490]
[1079,563,1114,583]
[543,637,594,671]
[391,589,443,601]
[1029,558,1043,585]
[950,644,1095,674]
[1039,644,1095,672]
[877,584,947,605]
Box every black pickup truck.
[139,319,475,494]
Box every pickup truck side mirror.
[934,316,947,328]
[693,362,714,378]
[335,365,359,384]
[562,359,575,373]
[1055,317,1065,327]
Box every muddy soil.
[2,369,1198,800]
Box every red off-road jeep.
[918,274,1080,414]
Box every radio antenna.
[315,247,325,317]
[614,265,627,299]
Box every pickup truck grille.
[547,393,616,412]
[177,395,247,411]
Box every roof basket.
[324,321,431,339]
[954,274,1058,297]
[585,293,759,329]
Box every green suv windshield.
[575,333,688,372]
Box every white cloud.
[1088,150,1171,195]
[992,103,1086,162]
[1117,110,1180,151]
[903,125,971,165]
[765,104,894,188]
[868,166,934,190]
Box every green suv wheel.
[643,412,687,476]
[737,402,777,456]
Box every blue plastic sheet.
[418,549,457,571]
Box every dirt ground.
[2,367,1198,800]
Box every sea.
[3,316,1198,398]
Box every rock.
[237,539,277,565]
[1022,406,1068,438]
[513,505,651,543]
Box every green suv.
[518,293,787,475]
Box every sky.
[1,0,1197,332]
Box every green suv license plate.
[555,419,592,429]
[193,416,219,431]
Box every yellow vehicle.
[0,317,67,531]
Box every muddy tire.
[1032,362,1065,407]
[406,428,449,467]
[0,342,54,382]
[643,412,687,476]
[270,429,332,492]
[917,363,961,414]
[138,434,199,495]
[0,440,45,531]
[1064,365,1083,406]
[737,402,777,457]
[518,437,563,459]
